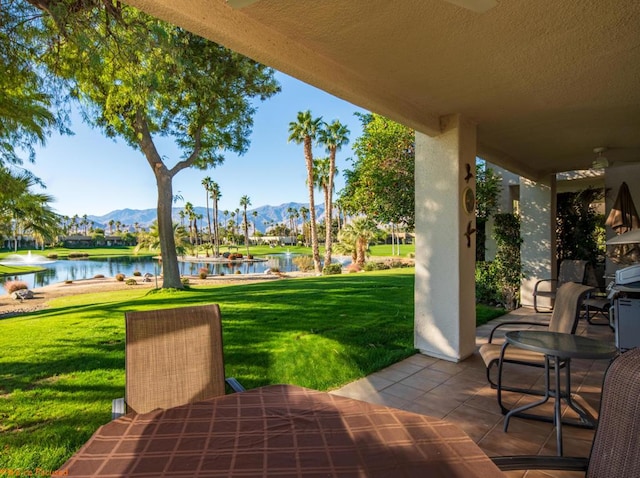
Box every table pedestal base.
[499,353,596,456]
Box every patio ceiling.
[124,0,640,180]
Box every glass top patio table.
[56,384,506,477]
[505,330,618,360]
[502,331,618,456]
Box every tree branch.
[133,108,166,176]
[168,127,202,176]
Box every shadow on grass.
[1,270,420,470]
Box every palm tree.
[312,156,336,255]
[0,168,60,251]
[251,210,258,235]
[210,182,222,257]
[201,177,214,255]
[183,202,199,254]
[299,206,309,246]
[81,214,89,235]
[318,120,349,268]
[288,110,323,273]
[229,210,236,242]
[135,220,189,257]
[286,206,297,246]
[239,195,251,256]
[335,217,379,267]
[108,219,114,235]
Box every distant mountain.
[87,202,325,233]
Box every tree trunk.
[324,151,335,267]
[213,199,220,257]
[323,186,332,266]
[205,195,212,257]
[305,137,322,273]
[356,236,366,266]
[155,167,183,289]
[243,209,250,257]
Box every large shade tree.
[340,113,415,230]
[26,1,279,288]
[0,0,64,167]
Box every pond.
[0,253,335,296]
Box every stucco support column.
[520,176,556,308]
[414,115,477,362]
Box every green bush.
[493,213,523,310]
[125,278,137,285]
[198,267,208,279]
[115,273,125,282]
[292,255,314,272]
[46,254,58,259]
[133,271,142,277]
[181,277,190,286]
[93,274,105,279]
[322,263,342,275]
[475,261,500,305]
[364,261,389,271]
[68,252,89,259]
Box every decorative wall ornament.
[464,221,476,248]
[464,163,474,183]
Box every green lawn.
[0,267,503,473]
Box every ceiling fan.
[592,147,610,169]
[227,0,498,14]
[591,146,640,170]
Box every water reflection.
[0,254,309,295]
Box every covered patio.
[124,0,640,362]
[333,310,615,477]
[107,1,639,473]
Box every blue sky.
[28,72,367,217]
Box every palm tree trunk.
[213,199,220,257]
[305,138,322,273]
[323,186,331,266]
[205,193,213,257]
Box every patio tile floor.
[331,307,615,478]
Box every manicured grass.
[476,303,509,326]
[368,243,415,258]
[0,264,43,278]
[0,267,504,473]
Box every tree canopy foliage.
[0,0,65,166]
[13,0,280,287]
[340,113,415,229]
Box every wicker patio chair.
[492,347,640,478]
[533,259,589,312]
[112,304,244,418]
[479,282,594,414]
